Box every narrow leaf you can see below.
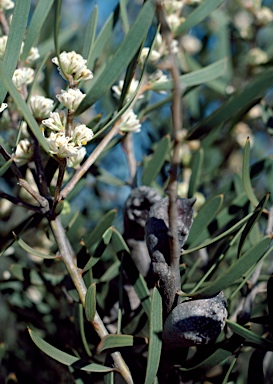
[226,319,273,350]
[188,148,204,198]
[74,304,92,357]
[144,288,162,384]
[83,228,113,272]
[97,335,134,354]
[28,328,114,372]
[180,334,243,371]
[77,0,155,114]
[151,58,227,92]
[21,0,54,61]
[175,0,224,36]
[17,237,57,259]
[183,212,252,255]
[242,138,259,206]
[0,158,12,177]
[83,209,117,249]
[87,9,116,71]
[187,68,273,140]
[82,5,98,61]
[187,236,271,298]
[142,135,170,186]
[0,0,31,103]
[187,194,224,247]
[112,228,151,316]
[85,283,96,322]
[237,194,269,258]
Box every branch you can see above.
[156,1,184,302]
[0,145,50,214]
[50,217,134,384]
[0,191,42,213]
[60,121,122,200]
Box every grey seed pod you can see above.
[124,186,162,279]
[162,292,228,348]
[145,196,196,265]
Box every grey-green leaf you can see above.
[97,335,134,354]
[76,0,155,114]
[28,328,114,372]
[142,135,170,186]
[85,283,96,322]
[0,0,31,103]
[144,288,162,384]
[187,236,271,298]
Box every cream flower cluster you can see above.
[42,112,93,162]
[112,79,142,133]
[0,0,14,10]
[52,51,93,85]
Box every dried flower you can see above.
[181,35,202,55]
[29,95,54,119]
[12,67,34,90]
[139,47,161,67]
[0,35,8,59]
[14,139,34,166]
[42,111,67,132]
[52,51,93,84]
[71,123,94,145]
[0,0,14,10]
[163,0,183,14]
[119,109,141,133]
[56,88,86,111]
[0,102,8,112]
[112,78,143,101]
[67,146,86,168]
[46,132,79,158]
[247,47,268,66]
[24,47,40,64]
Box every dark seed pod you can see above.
[162,292,228,348]
[124,186,162,280]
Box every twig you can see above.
[0,191,42,213]
[0,9,10,36]
[122,133,137,185]
[51,157,67,216]
[32,135,51,199]
[60,121,122,200]
[50,216,134,384]
[0,145,50,213]
[156,2,183,296]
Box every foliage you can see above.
[1,0,273,383]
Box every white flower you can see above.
[119,109,141,133]
[139,47,161,67]
[14,139,34,166]
[46,132,79,158]
[167,14,184,32]
[0,35,8,59]
[71,123,94,145]
[255,7,273,26]
[163,0,183,14]
[29,95,54,119]
[0,0,14,10]
[112,78,143,101]
[42,111,67,132]
[148,70,168,93]
[0,102,8,112]
[181,35,202,55]
[25,47,40,64]
[52,51,93,83]
[12,67,34,90]
[67,146,86,168]
[247,47,268,66]
[56,88,86,111]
